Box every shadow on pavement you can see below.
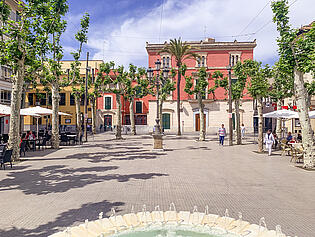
[0,200,125,237]
[0,165,168,195]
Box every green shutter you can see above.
[162,113,170,129]
[232,113,235,130]
[105,97,111,109]
[136,102,142,113]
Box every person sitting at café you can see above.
[297,133,302,142]
[286,132,293,143]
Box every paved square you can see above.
[0,133,314,237]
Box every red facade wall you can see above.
[97,40,255,123]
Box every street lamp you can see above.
[147,59,169,150]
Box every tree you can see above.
[123,64,149,135]
[233,62,249,144]
[100,62,125,139]
[184,67,209,141]
[237,60,271,153]
[270,61,294,138]
[0,0,57,160]
[159,38,199,135]
[67,13,90,139]
[271,0,315,168]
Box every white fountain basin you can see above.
[49,210,291,237]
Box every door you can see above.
[162,113,170,130]
[104,115,112,131]
[195,113,206,131]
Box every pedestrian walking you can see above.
[264,129,275,156]
[241,123,246,139]
[218,124,226,146]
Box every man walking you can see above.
[218,124,226,146]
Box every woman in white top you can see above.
[241,124,245,138]
[264,129,275,156]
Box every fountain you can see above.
[49,204,294,237]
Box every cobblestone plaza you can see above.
[0,133,314,237]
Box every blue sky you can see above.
[61,0,314,68]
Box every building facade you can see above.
[97,38,257,134]
[0,0,22,135]
[24,60,103,132]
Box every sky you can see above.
[61,0,314,68]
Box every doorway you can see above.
[162,113,170,130]
[104,115,112,131]
[195,113,206,131]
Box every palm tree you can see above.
[160,38,199,135]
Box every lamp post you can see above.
[147,59,169,150]
[228,55,233,146]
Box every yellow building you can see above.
[23,60,104,132]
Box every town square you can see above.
[0,0,314,236]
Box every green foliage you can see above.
[237,60,271,99]
[270,60,294,100]
[232,61,247,100]
[209,70,228,99]
[271,0,315,74]
[184,67,208,97]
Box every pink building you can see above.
[97,38,257,134]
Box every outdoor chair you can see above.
[0,144,6,157]
[290,146,304,163]
[60,134,69,146]
[280,139,291,156]
[20,141,26,157]
[36,138,47,150]
[0,149,13,170]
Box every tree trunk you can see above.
[75,95,82,141]
[276,100,282,139]
[257,96,264,153]
[177,67,181,135]
[8,60,24,161]
[116,94,122,139]
[197,93,205,141]
[294,69,314,168]
[91,96,96,134]
[130,97,136,135]
[51,81,60,149]
[235,99,241,145]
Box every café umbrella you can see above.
[0,104,39,117]
[262,109,298,118]
[20,106,71,137]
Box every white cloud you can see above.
[88,0,314,67]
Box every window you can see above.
[59,93,66,106]
[28,93,34,106]
[161,55,171,68]
[135,101,142,114]
[104,96,112,110]
[48,95,52,105]
[197,58,201,67]
[70,94,75,106]
[196,54,207,67]
[124,115,131,125]
[135,115,147,125]
[80,94,89,106]
[229,53,241,66]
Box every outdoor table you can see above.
[25,139,41,151]
[67,134,76,145]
